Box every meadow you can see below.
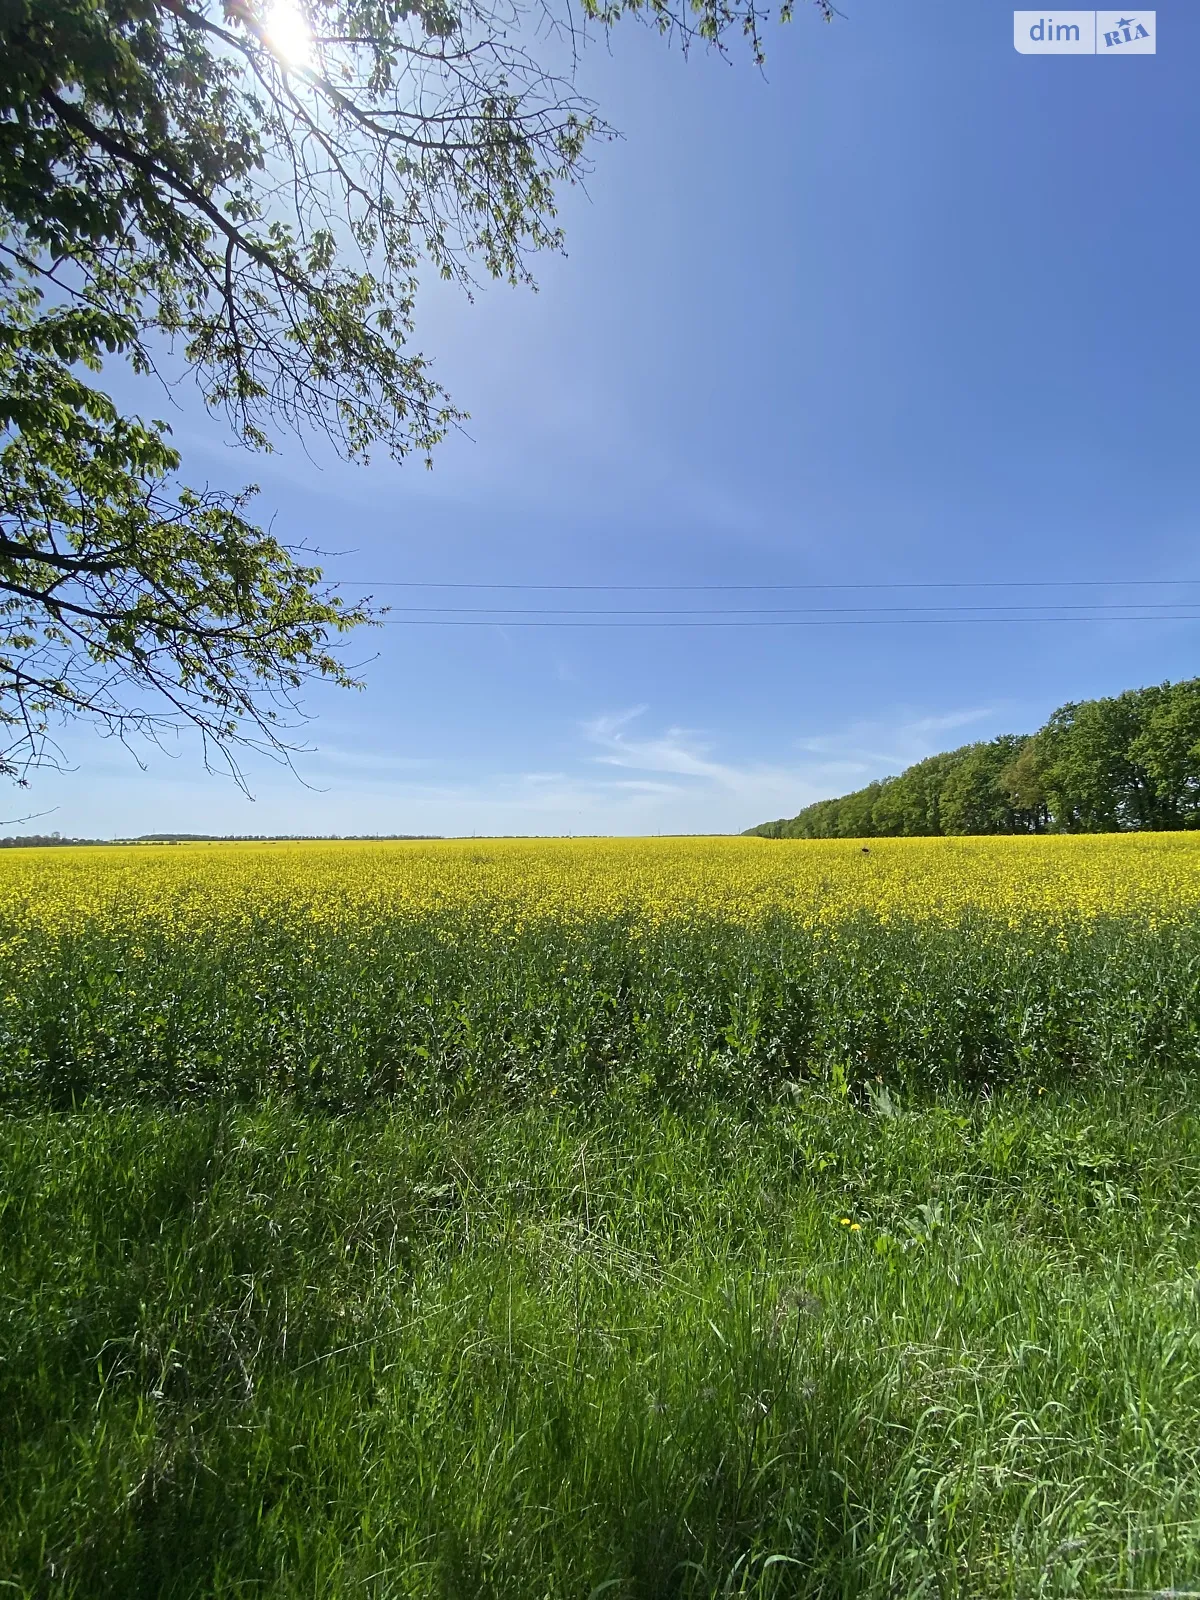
[4,836,1200,1597]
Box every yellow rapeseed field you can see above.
[1,832,1197,937]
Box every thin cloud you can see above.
[906,707,996,735]
[793,707,997,770]
[307,746,435,774]
[581,707,841,805]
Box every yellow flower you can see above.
[1,832,1197,937]
[849,1223,862,1232]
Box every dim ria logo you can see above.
[1013,11,1155,53]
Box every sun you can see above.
[261,0,314,70]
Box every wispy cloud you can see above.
[564,701,1007,829]
[306,745,435,774]
[906,708,997,736]
[793,706,995,771]
[584,708,741,785]
[577,707,848,823]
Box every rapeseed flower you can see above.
[1,833,1197,941]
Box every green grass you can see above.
[5,1076,1200,1597]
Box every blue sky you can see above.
[15,0,1200,838]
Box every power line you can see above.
[379,601,1200,617]
[379,613,1200,628]
[333,577,1200,593]
[322,575,1200,627]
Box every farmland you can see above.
[4,836,1200,1597]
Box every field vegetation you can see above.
[4,836,1200,1597]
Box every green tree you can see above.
[1036,690,1165,832]
[0,0,832,784]
[830,781,881,838]
[0,299,369,781]
[1129,678,1200,827]
[939,735,1034,835]
[998,736,1050,831]
[869,748,966,837]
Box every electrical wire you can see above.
[379,601,1200,617]
[331,577,1200,593]
[317,575,1200,627]
[378,614,1200,628]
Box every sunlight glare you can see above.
[262,0,314,70]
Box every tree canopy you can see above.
[746,679,1200,839]
[0,0,832,785]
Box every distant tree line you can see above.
[127,834,443,844]
[747,678,1200,839]
[0,833,443,848]
[0,833,104,848]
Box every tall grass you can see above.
[5,1080,1200,1597]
